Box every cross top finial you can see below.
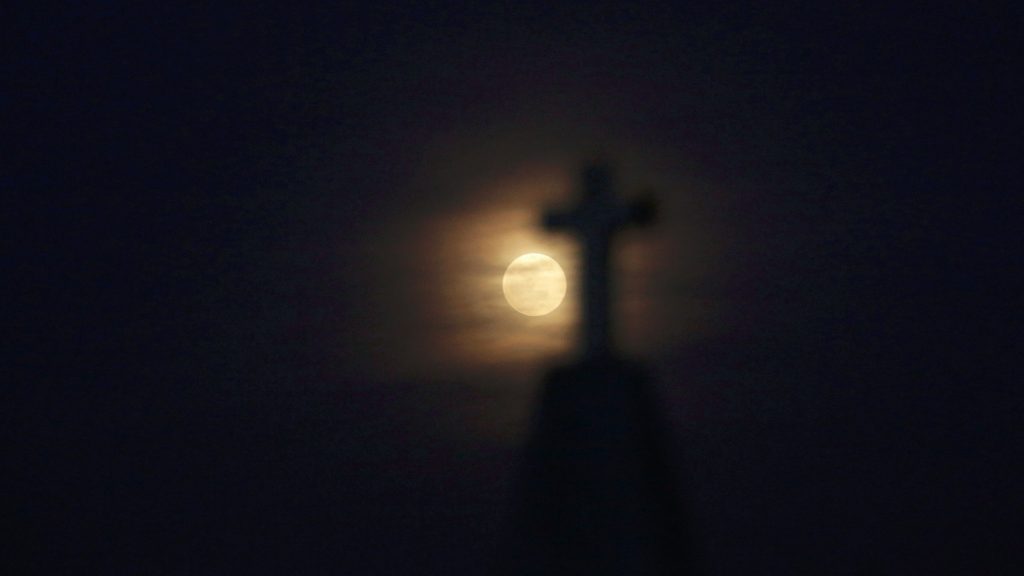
[544,162,656,360]
[583,163,612,198]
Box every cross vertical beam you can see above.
[544,163,655,360]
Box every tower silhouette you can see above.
[507,162,694,575]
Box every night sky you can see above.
[7,3,1022,574]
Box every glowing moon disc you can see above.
[502,253,567,316]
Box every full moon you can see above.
[502,253,567,316]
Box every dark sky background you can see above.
[7,2,1022,574]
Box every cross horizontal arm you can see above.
[625,194,657,227]
[543,210,582,231]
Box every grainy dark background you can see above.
[7,2,1021,573]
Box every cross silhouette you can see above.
[544,162,655,360]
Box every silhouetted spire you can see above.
[510,163,692,576]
